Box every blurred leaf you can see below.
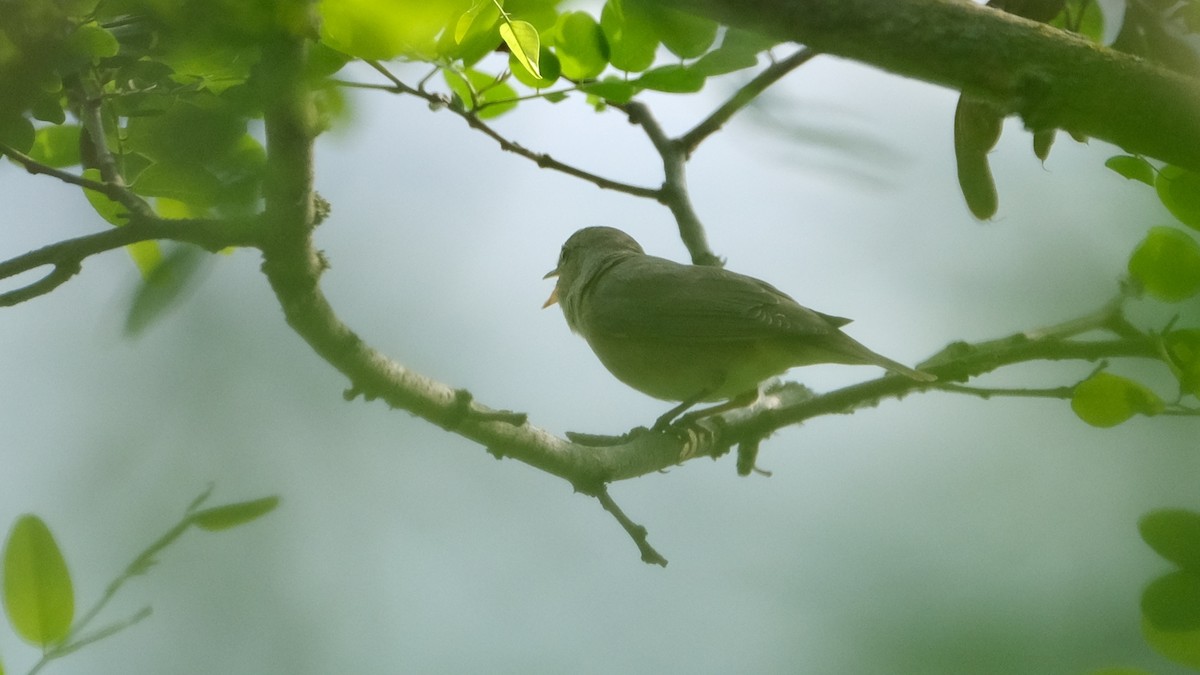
[1128,226,1200,302]
[455,0,494,43]
[635,64,705,92]
[720,27,779,56]
[132,161,224,208]
[579,78,641,104]
[63,22,119,64]
[191,496,280,531]
[1166,329,1200,397]
[1070,372,1164,427]
[1049,0,1103,40]
[1141,509,1200,572]
[510,47,560,88]
[123,96,244,165]
[30,92,66,124]
[554,11,609,80]
[81,167,130,226]
[307,41,353,79]
[601,0,658,72]
[1156,165,1200,230]
[1084,669,1155,675]
[500,20,542,79]
[1106,155,1156,185]
[1143,615,1200,670]
[1113,0,1200,75]
[690,45,758,76]
[645,5,718,58]
[320,0,467,60]
[28,124,81,168]
[1144,570,1200,631]
[124,244,211,337]
[3,515,74,647]
[0,115,35,154]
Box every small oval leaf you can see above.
[1128,226,1200,302]
[1106,155,1156,185]
[553,12,609,81]
[1141,509,1200,572]
[1144,570,1200,631]
[1071,372,1164,427]
[191,496,280,531]
[3,515,75,647]
[1157,165,1200,230]
[500,20,542,79]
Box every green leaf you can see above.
[28,125,81,168]
[646,6,718,59]
[125,244,210,337]
[1144,570,1200,631]
[81,167,130,226]
[510,47,560,88]
[0,115,35,154]
[1166,329,1200,397]
[455,0,494,43]
[1141,509,1200,572]
[500,19,542,79]
[601,0,659,73]
[1157,165,1200,230]
[132,161,224,208]
[1106,155,1156,185]
[3,515,74,647]
[1128,226,1200,302]
[579,78,641,104]
[1143,615,1200,670]
[553,12,609,80]
[690,46,759,76]
[635,64,705,93]
[1070,372,1164,427]
[191,496,280,531]
[63,22,120,64]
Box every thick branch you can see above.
[645,0,1200,172]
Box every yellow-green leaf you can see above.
[191,496,280,531]
[1144,615,1200,670]
[81,168,129,226]
[1071,372,1164,428]
[1128,226,1200,302]
[3,515,74,647]
[500,19,541,79]
[455,0,494,44]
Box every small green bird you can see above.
[543,227,934,428]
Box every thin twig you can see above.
[680,47,817,154]
[934,383,1076,400]
[594,485,668,567]
[0,142,115,195]
[0,216,256,307]
[348,62,662,199]
[620,101,719,265]
[68,73,156,219]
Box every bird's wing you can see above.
[582,255,850,341]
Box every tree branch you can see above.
[645,0,1200,172]
[0,216,257,307]
[620,101,720,266]
[346,62,662,200]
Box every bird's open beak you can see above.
[542,268,559,308]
